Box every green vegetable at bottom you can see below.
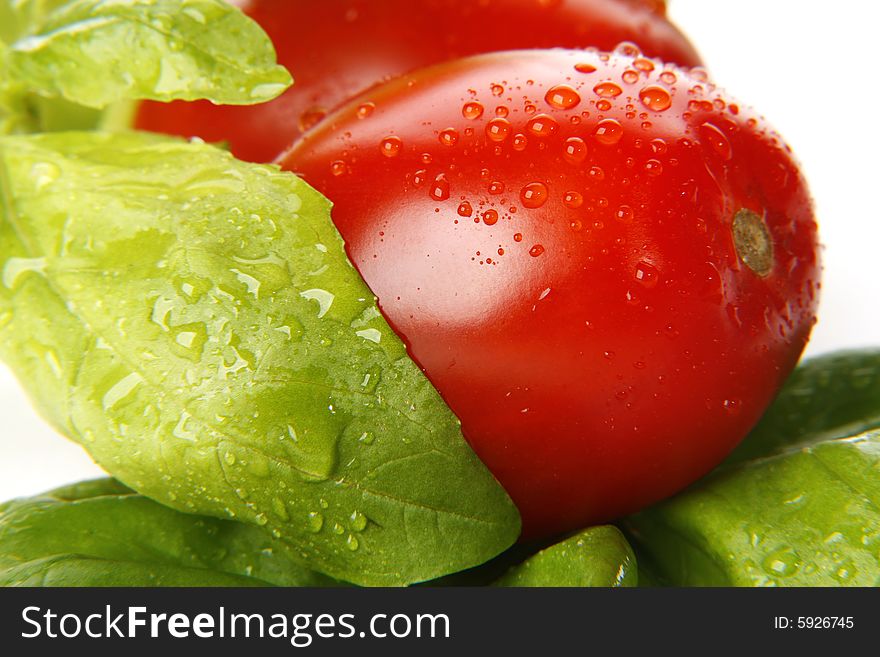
[494,526,637,587]
[0,478,337,587]
[626,430,880,586]
[0,480,639,587]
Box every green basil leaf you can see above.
[626,430,880,586]
[494,526,637,587]
[0,43,33,135]
[729,349,880,464]
[5,0,291,109]
[0,478,338,586]
[0,131,521,586]
[0,0,71,44]
[3,2,83,134]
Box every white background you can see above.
[2,0,879,500]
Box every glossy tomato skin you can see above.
[135,0,701,162]
[280,48,820,539]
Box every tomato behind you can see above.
[280,49,820,538]
[135,0,701,162]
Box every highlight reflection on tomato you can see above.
[280,48,821,538]
[135,0,701,162]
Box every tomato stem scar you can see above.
[733,208,774,276]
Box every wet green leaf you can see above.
[0,478,338,586]
[626,430,880,586]
[0,0,71,45]
[3,0,291,111]
[494,526,637,587]
[0,131,521,586]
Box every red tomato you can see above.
[279,48,821,538]
[135,0,701,162]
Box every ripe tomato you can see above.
[135,0,701,162]
[279,48,821,538]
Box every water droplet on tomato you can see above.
[512,133,528,151]
[488,181,505,194]
[690,66,710,83]
[616,205,634,223]
[594,119,623,145]
[644,159,663,176]
[614,41,642,57]
[660,71,677,85]
[722,398,742,415]
[482,209,499,225]
[699,122,733,160]
[462,101,484,119]
[299,106,327,132]
[529,244,545,257]
[650,138,668,154]
[458,201,473,217]
[430,174,450,201]
[563,137,588,164]
[356,102,376,119]
[622,69,640,84]
[439,128,459,147]
[380,136,402,157]
[633,58,655,72]
[593,82,622,98]
[563,191,584,208]
[545,84,581,110]
[486,117,512,142]
[330,160,347,176]
[634,261,660,287]
[413,169,427,186]
[491,83,505,96]
[588,166,605,180]
[639,85,672,111]
[514,233,523,242]
[495,105,510,117]
[521,182,549,208]
[526,114,559,137]
[575,62,597,74]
